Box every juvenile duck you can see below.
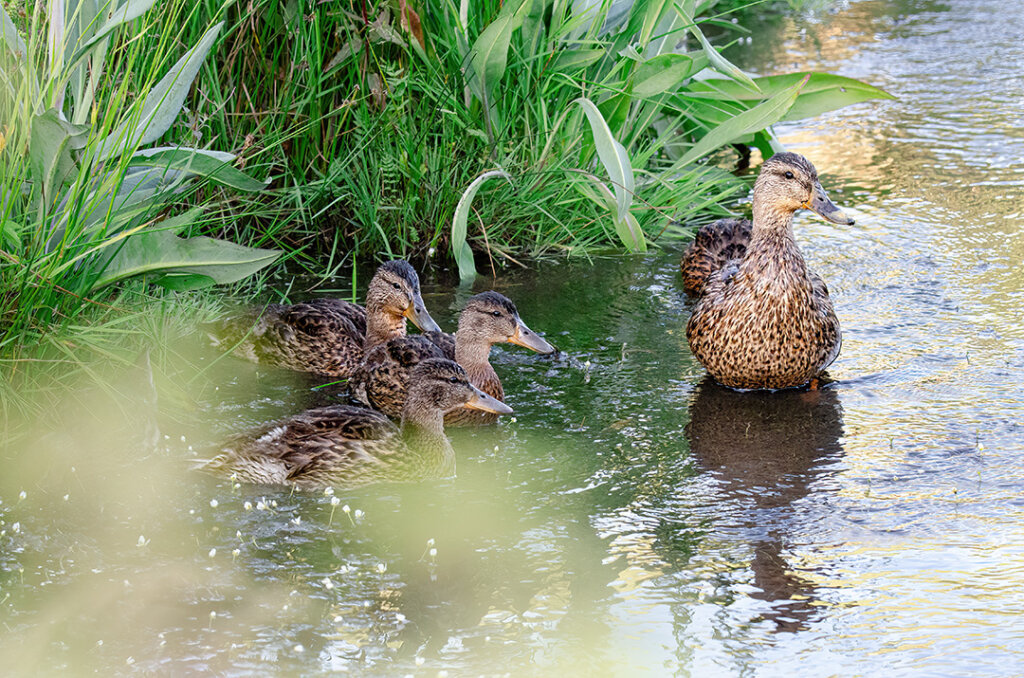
[352,291,554,425]
[212,260,441,377]
[201,359,512,489]
[682,152,854,390]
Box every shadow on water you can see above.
[685,378,845,632]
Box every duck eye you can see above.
[491,310,502,317]
[784,171,794,180]
[392,282,401,290]
[448,376,460,384]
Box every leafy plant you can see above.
[0,0,279,354]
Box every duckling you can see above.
[682,152,854,390]
[201,359,512,489]
[212,260,441,377]
[352,291,554,425]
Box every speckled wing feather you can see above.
[680,218,753,297]
[421,331,456,360]
[353,336,447,419]
[207,405,398,486]
[215,299,369,377]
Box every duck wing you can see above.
[680,218,752,297]
[351,336,446,419]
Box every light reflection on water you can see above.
[4,0,1024,674]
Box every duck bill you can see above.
[805,181,855,225]
[508,318,555,354]
[404,294,442,333]
[463,384,513,415]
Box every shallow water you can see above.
[4,0,1024,674]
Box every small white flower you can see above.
[415,657,426,666]
[331,496,340,507]
[231,548,240,559]
[376,563,387,574]
[63,494,69,501]
[244,502,253,511]
[270,500,278,508]
[293,644,304,653]
[137,535,148,547]
[292,517,302,526]
[429,548,437,558]
[395,613,406,623]
[208,548,217,558]
[342,504,351,514]
[323,487,334,496]
[209,499,219,508]
[256,501,267,511]
[18,490,26,501]
[322,577,334,590]
[12,522,20,533]
[209,611,217,620]
[426,538,435,547]
[180,435,186,443]
[354,509,365,520]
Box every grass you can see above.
[0,0,886,423]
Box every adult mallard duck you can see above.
[682,152,854,390]
[352,291,554,425]
[201,359,512,489]
[212,260,441,378]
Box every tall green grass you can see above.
[0,0,890,421]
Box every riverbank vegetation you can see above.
[0,0,890,419]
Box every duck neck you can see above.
[399,409,455,470]
[747,198,806,274]
[454,331,500,394]
[364,301,405,350]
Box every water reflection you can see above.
[685,378,845,631]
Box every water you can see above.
[3,0,1024,674]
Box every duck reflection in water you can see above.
[685,378,845,632]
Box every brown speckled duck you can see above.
[682,152,854,390]
[201,359,512,489]
[352,291,554,425]
[212,260,440,378]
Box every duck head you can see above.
[457,291,555,354]
[405,358,513,417]
[366,259,442,332]
[754,152,854,226]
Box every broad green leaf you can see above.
[67,0,160,68]
[1,4,26,60]
[574,97,634,224]
[96,22,223,160]
[637,0,675,47]
[150,272,218,291]
[466,1,529,101]
[673,2,759,93]
[689,25,758,93]
[597,93,630,137]
[685,72,894,120]
[669,74,808,170]
[451,169,512,283]
[29,109,89,208]
[615,211,646,253]
[550,48,605,73]
[633,52,708,98]
[130,147,269,192]
[92,214,281,290]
